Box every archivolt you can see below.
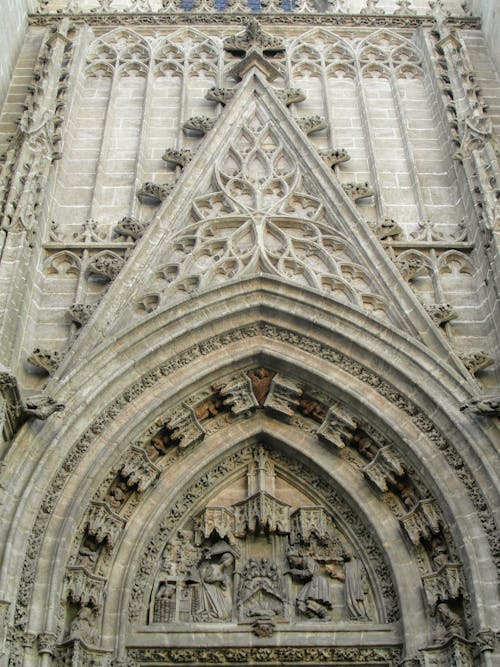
[1,278,498,663]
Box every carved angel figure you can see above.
[286,547,332,620]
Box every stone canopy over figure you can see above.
[286,546,332,620]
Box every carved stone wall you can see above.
[0,2,499,667]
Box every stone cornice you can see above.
[28,12,481,29]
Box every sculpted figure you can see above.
[196,541,236,621]
[344,556,370,620]
[434,602,464,642]
[286,547,332,620]
[69,606,98,645]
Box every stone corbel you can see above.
[56,639,111,666]
[475,628,496,654]
[362,446,406,492]
[164,404,205,449]
[37,632,57,657]
[418,635,475,666]
[118,446,161,493]
[65,567,106,609]
[316,406,357,449]
[213,374,258,416]
[400,498,442,546]
[395,257,427,281]
[422,563,465,607]
[86,253,124,283]
[85,501,127,548]
[0,365,64,444]
[263,375,302,421]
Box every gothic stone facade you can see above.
[0,1,499,666]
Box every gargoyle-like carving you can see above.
[369,218,402,240]
[213,374,258,416]
[86,253,124,282]
[69,304,97,327]
[137,182,174,206]
[422,563,465,607]
[395,256,427,281]
[65,567,106,609]
[458,351,494,375]
[342,182,375,201]
[162,148,193,168]
[27,347,62,375]
[118,446,161,493]
[423,303,458,326]
[319,148,351,168]
[317,406,357,448]
[400,498,442,546]
[276,88,306,106]
[295,115,327,135]
[263,374,302,420]
[205,87,235,105]
[164,404,205,449]
[460,396,500,416]
[113,216,150,240]
[183,116,216,136]
[85,501,127,548]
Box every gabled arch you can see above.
[1,279,498,667]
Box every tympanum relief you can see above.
[149,448,376,635]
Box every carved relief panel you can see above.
[148,447,378,635]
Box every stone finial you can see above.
[223,19,285,58]
[394,0,416,15]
